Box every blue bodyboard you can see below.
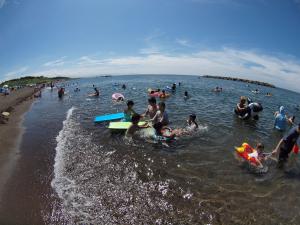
[94,112,124,123]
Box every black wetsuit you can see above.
[279,127,300,164]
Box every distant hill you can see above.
[1,76,70,87]
[201,75,275,88]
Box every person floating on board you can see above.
[142,97,158,119]
[124,100,137,122]
[122,84,126,89]
[125,114,149,138]
[272,123,300,168]
[274,106,294,131]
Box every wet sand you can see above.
[0,88,37,198]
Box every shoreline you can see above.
[0,88,37,199]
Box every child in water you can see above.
[124,100,137,122]
[154,114,199,139]
[142,97,158,119]
[125,114,149,138]
[151,102,169,134]
[274,106,294,131]
[235,96,248,116]
[248,143,267,168]
[160,90,167,98]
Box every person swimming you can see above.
[247,143,267,168]
[160,90,167,98]
[153,114,199,139]
[213,86,222,92]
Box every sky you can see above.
[1,0,300,92]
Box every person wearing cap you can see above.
[274,106,294,131]
[272,123,300,168]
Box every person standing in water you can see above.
[171,83,176,91]
[184,91,189,98]
[125,114,149,138]
[94,88,100,96]
[235,96,248,116]
[274,106,294,131]
[142,97,158,119]
[272,123,300,168]
[58,87,64,98]
[151,102,169,135]
[124,100,137,122]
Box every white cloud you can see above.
[139,47,161,55]
[43,57,66,67]
[4,66,29,80]
[19,48,300,93]
[175,38,192,47]
[0,0,6,8]
[77,56,107,66]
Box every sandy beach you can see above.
[0,88,37,197]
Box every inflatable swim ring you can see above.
[234,102,263,120]
[148,88,161,96]
[159,93,170,98]
[235,143,259,166]
[112,93,124,101]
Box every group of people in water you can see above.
[233,93,300,170]
[124,97,199,142]
[120,82,199,142]
[55,80,299,171]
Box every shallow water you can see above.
[3,75,300,224]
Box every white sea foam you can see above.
[50,106,176,224]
